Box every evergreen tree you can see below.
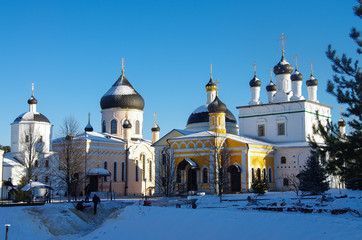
[251,175,269,196]
[309,1,362,185]
[298,154,329,195]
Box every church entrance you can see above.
[187,168,197,191]
[228,165,241,192]
[89,176,98,192]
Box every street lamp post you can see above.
[5,224,11,240]
[109,179,112,201]
[144,178,147,200]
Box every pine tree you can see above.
[309,1,362,186]
[298,154,329,195]
[251,175,269,196]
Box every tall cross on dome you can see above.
[339,106,343,118]
[210,64,213,78]
[310,61,314,75]
[31,83,34,96]
[270,68,273,80]
[215,79,220,96]
[154,112,157,124]
[253,62,257,76]
[294,55,299,69]
[278,33,287,54]
[121,57,125,73]
[88,112,91,124]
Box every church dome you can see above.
[266,80,277,92]
[100,72,145,111]
[306,74,318,86]
[27,96,38,105]
[291,69,303,81]
[208,95,227,113]
[151,123,160,132]
[13,112,50,123]
[249,75,261,87]
[85,123,93,132]
[338,118,346,127]
[273,54,294,75]
[122,119,132,129]
[187,105,237,125]
[205,77,217,91]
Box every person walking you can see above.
[92,194,101,214]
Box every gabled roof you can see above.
[152,129,195,147]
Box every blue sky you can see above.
[0,0,359,146]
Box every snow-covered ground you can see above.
[0,189,361,240]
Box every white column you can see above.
[307,86,318,102]
[241,149,247,191]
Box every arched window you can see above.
[135,160,139,182]
[251,168,255,182]
[141,154,146,179]
[45,160,49,168]
[202,168,208,183]
[149,161,152,180]
[113,162,117,182]
[121,162,125,181]
[283,178,289,186]
[257,168,261,181]
[263,168,266,180]
[281,156,286,164]
[135,120,140,134]
[102,120,106,133]
[111,119,117,134]
[268,168,272,183]
[104,161,108,182]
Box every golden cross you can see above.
[339,106,343,118]
[31,83,34,96]
[270,68,273,80]
[278,33,287,52]
[154,112,157,124]
[88,112,91,124]
[310,61,314,74]
[121,57,125,73]
[294,55,299,68]
[210,64,213,77]
[253,62,257,75]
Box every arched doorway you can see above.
[187,168,197,191]
[228,165,241,192]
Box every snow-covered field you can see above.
[0,190,361,240]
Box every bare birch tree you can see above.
[155,145,178,197]
[52,117,85,202]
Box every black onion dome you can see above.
[266,81,277,92]
[123,119,132,129]
[338,118,346,127]
[85,123,93,132]
[100,73,145,110]
[291,69,303,81]
[151,124,160,132]
[273,54,294,75]
[207,95,227,113]
[205,77,217,90]
[187,107,236,125]
[306,75,318,86]
[13,112,50,123]
[249,75,261,87]
[27,96,38,105]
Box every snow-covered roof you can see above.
[274,141,310,148]
[87,167,111,176]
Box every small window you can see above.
[25,135,29,143]
[45,160,49,168]
[149,161,152,180]
[281,156,286,164]
[263,168,266,180]
[39,136,43,143]
[278,123,285,136]
[283,178,289,186]
[111,120,117,134]
[104,162,108,182]
[268,168,272,183]
[45,176,48,183]
[121,162,125,181]
[258,124,265,137]
[135,121,140,134]
[202,168,208,183]
[141,154,146,179]
[135,161,139,182]
[102,120,106,133]
[113,162,117,182]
